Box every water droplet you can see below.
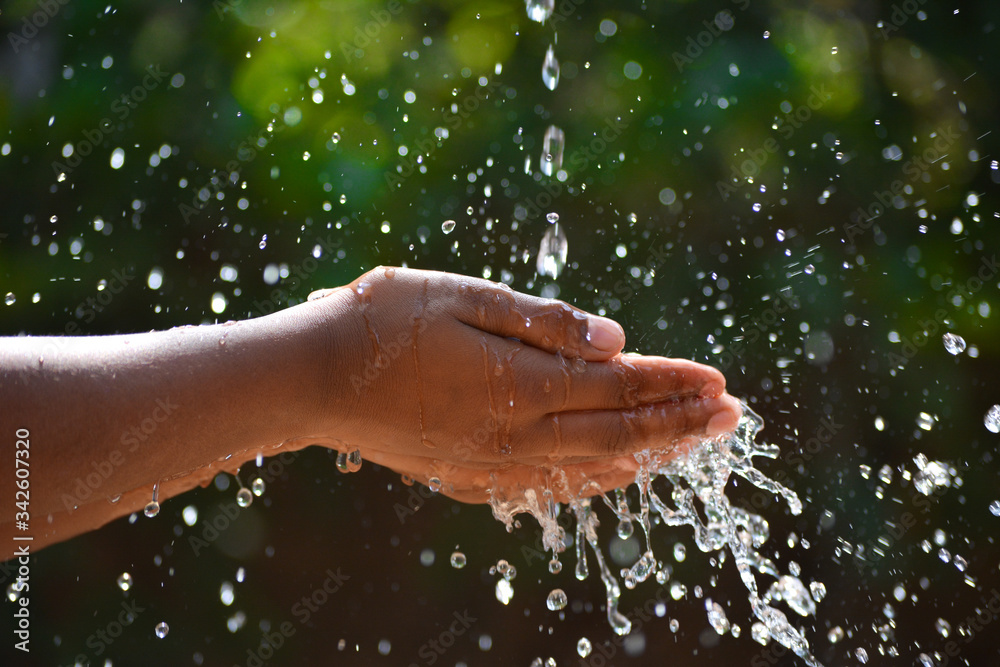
[116,572,133,591]
[251,477,265,496]
[442,220,456,234]
[546,211,559,224]
[428,477,442,492]
[752,622,770,645]
[548,557,562,574]
[236,487,253,508]
[916,411,935,431]
[331,132,341,143]
[346,449,362,472]
[144,501,160,518]
[4,293,14,306]
[616,518,633,539]
[935,617,951,637]
[525,0,554,22]
[536,223,568,279]
[673,543,686,562]
[989,500,1000,516]
[855,647,869,663]
[576,637,592,657]
[155,622,169,639]
[259,234,267,250]
[943,333,966,355]
[450,551,466,569]
[546,588,568,611]
[542,44,560,91]
[495,578,514,605]
[809,581,826,602]
[827,626,844,643]
[540,125,565,177]
[984,404,1000,433]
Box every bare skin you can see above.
[0,267,740,559]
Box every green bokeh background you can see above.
[1,0,999,665]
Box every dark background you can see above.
[2,0,999,665]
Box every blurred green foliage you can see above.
[2,0,1000,664]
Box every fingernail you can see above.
[706,406,738,437]
[586,316,625,352]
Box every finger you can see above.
[513,393,742,460]
[446,274,626,361]
[550,354,728,413]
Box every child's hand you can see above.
[302,267,741,502]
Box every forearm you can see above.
[0,301,343,557]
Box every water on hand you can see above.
[487,403,825,666]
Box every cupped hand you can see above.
[303,267,740,503]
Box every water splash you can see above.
[487,404,823,665]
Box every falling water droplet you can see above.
[336,451,349,473]
[495,578,514,605]
[546,588,568,611]
[673,543,686,562]
[155,622,169,639]
[331,132,341,143]
[117,572,133,591]
[855,647,869,663]
[259,235,267,250]
[442,220,456,234]
[537,223,568,279]
[916,412,935,431]
[144,501,160,518]
[546,211,559,224]
[525,0,554,23]
[542,44,560,91]
[450,551,466,569]
[236,487,253,508]
[576,638,592,657]
[989,500,1000,516]
[540,125,565,176]
[548,557,562,574]
[984,405,1000,433]
[428,477,442,492]
[4,293,14,306]
[942,333,966,355]
[251,477,265,496]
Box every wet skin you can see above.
[0,267,740,557]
